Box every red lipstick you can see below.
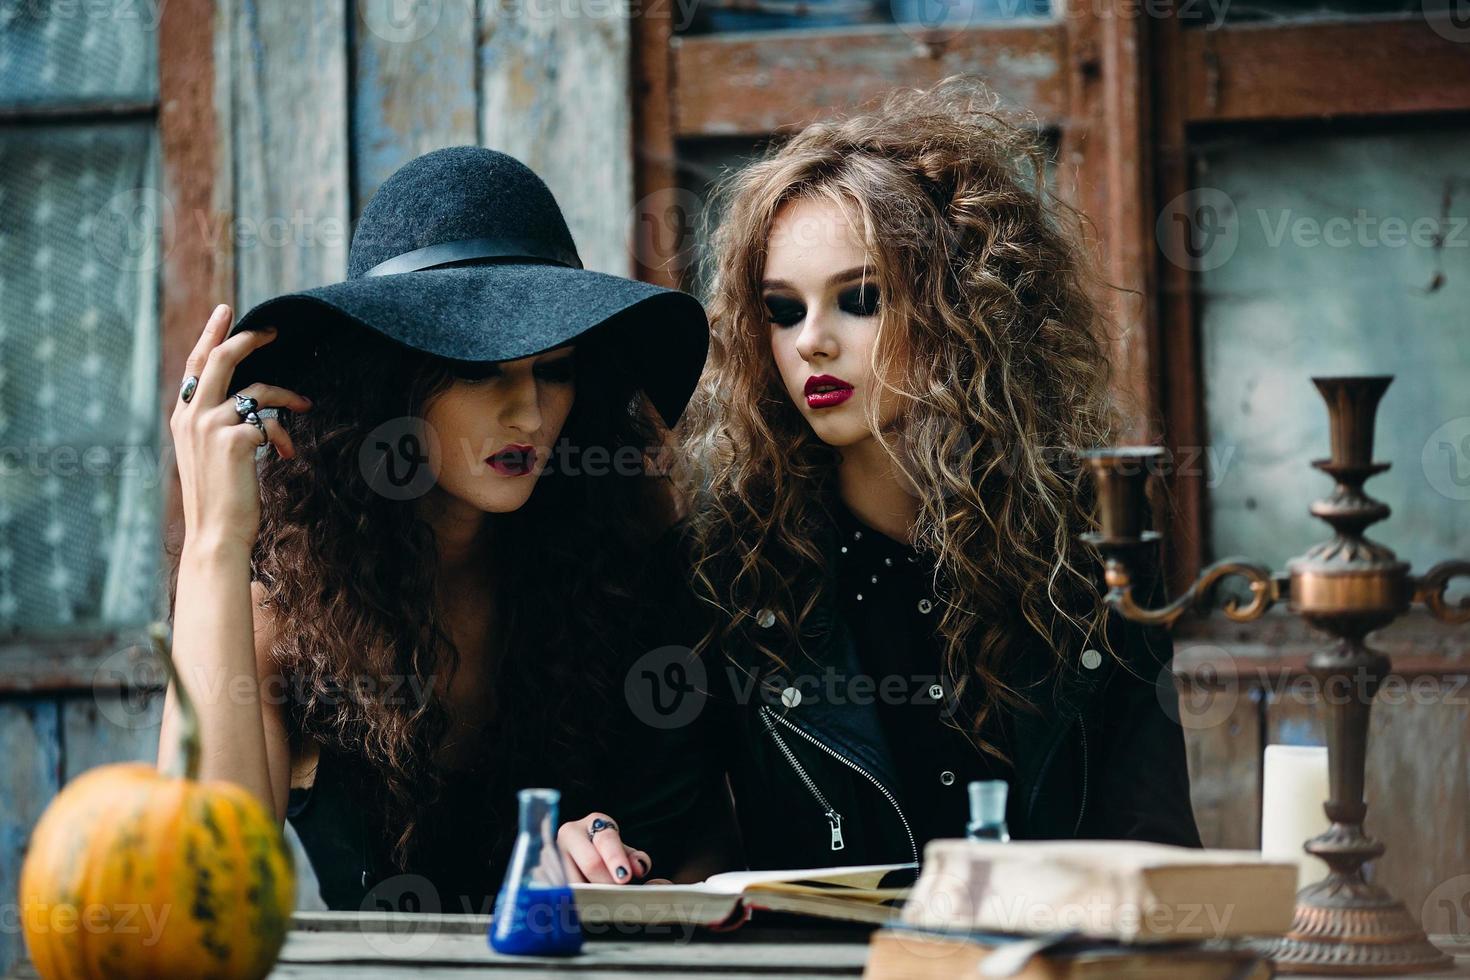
[804,374,854,409]
[487,443,537,477]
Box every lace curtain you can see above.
[0,1,161,629]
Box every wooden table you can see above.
[8,914,1470,977]
[281,912,871,977]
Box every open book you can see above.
[571,863,918,929]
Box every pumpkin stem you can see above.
[150,622,201,781]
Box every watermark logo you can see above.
[361,873,443,956]
[1158,646,1242,731]
[1423,873,1470,942]
[360,416,442,500]
[1425,0,1470,43]
[359,0,445,42]
[628,187,703,277]
[1,0,167,30]
[1422,416,1470,502]
[91,186,175,273]
[1256,207,1464,250]
[1157,187,1238,272]
[91,640,166,731]
[624,644,706,730]
[14,900,171,947]
[892,421,975,502]
[889,0,987,44]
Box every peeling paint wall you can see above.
[1198,126,1470,574]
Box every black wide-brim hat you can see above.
[227,146,708,428]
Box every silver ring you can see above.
[234,393,258,418]
[179,375,199,403]
[244,411,267,443]
[587,817,617,842]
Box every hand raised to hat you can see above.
[169,303,314,553]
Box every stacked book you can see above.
[865,839,1297,979]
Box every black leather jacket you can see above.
[695,520,1202,870]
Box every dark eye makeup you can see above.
[763,281,881,328]
[764,295,806,328]
[838,282,881,317]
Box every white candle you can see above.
[1261,744,1331,892]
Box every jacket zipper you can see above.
[759,707,846,851]
[761,705,919,865]
[1027,718,1071,818]
[1073,716,1089,835]
[1027,711,1091,836]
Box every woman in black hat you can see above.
[156,146,722,912]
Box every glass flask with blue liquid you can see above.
[488,787,583,956]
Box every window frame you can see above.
[0,0,226,692]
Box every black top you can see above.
[277,523,730,912]
[285,722,718,914]
[829,495,1012,846]
[286,742,518,915]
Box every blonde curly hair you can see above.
[678,76,1130,759]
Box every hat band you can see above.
[360,235,584,278]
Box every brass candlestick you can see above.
[1080,376,1469,975]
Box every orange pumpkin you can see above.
[19,623,295,979]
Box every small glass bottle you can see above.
[488,787,583,956]
[966,779,1011,842]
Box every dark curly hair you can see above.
[170,312,677,871]
[679,76,1130,760]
